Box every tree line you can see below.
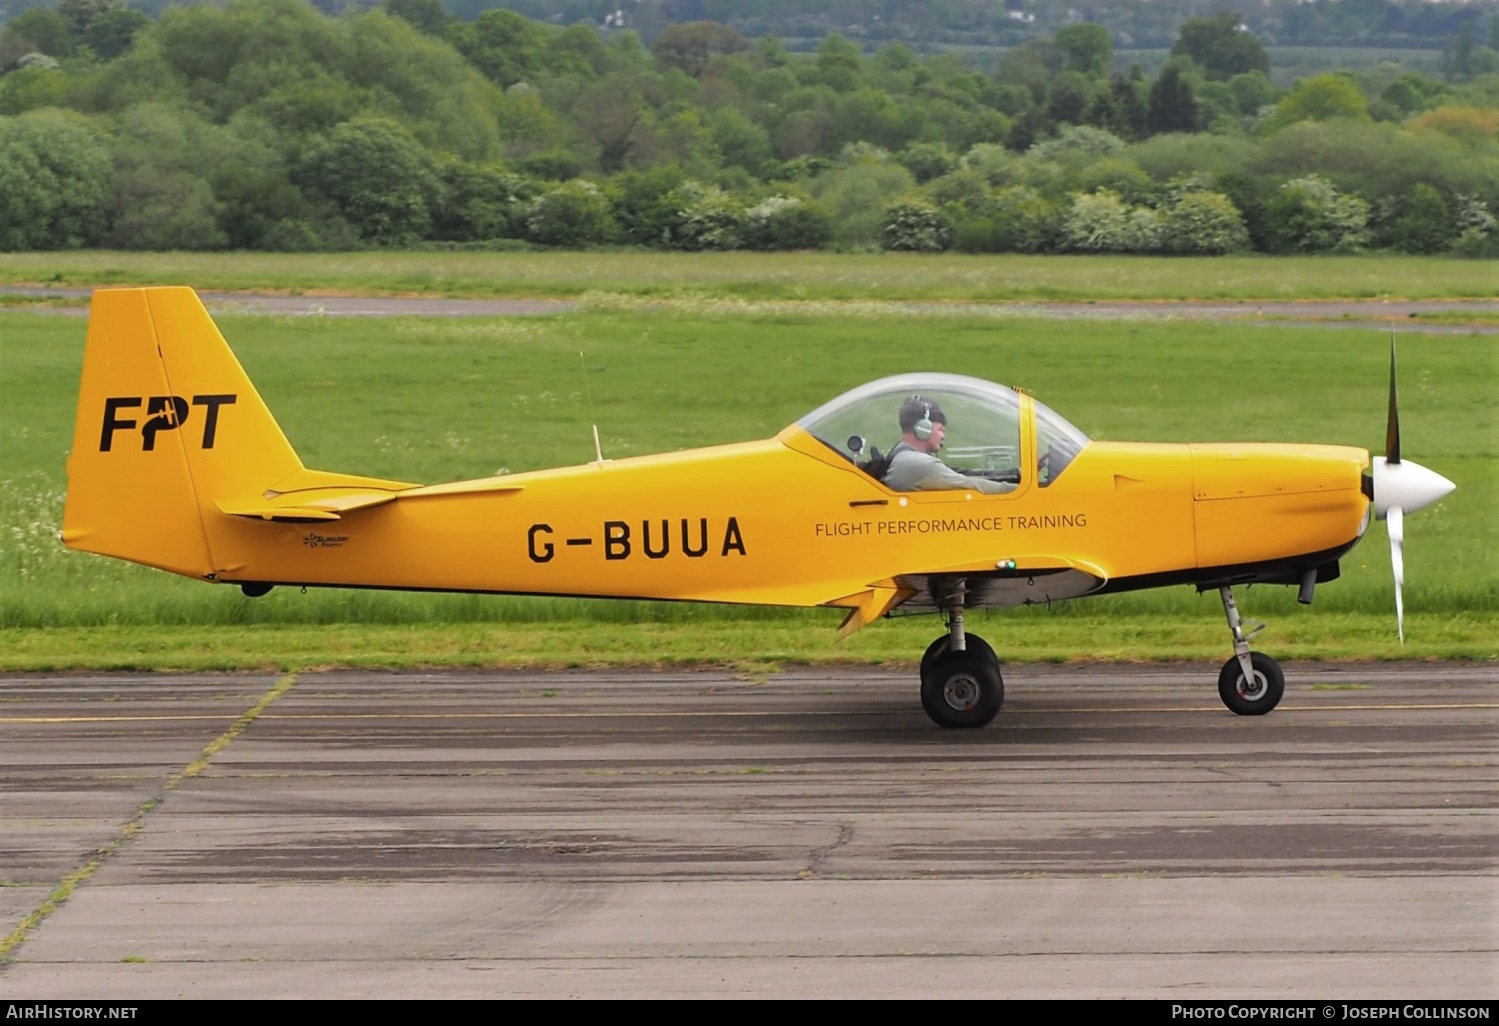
[10,0,1490,53]
[0,0,1495,256]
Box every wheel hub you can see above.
[942,674,980,711]
[1238,671,1268,701]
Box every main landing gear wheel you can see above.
[920,632,997,679]
[1217,651,1285,716]
[920,644,1004,729]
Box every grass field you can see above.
[3,250,1497,302]
[2,297,1493,669]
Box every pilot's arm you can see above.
[886,449,1016,494]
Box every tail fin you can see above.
[62,287,305,578]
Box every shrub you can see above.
[881,199,951,252]
[1158,191,1251,254]
[661,180,743,250]
[742,195,832,251]
[1123,206,1163,253]
[924,168,991,216]
[1060,189,1131,252]
[1376,183,1452,254]
[1027,124,1127,163]
[895,142,957,184]
[1452,194,1497,257]
[433,162,535,242]
[1264,174,1370,253]
[524,179,613,246]
[811,160,916,249]
[959,143,1016,185]
[987,185,1059,253]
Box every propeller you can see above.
[1369,337,1455,643]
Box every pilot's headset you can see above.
[911,396,935,441]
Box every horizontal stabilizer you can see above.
[397,478,526,500]
[218,488,400,522]
[218,477,526,521]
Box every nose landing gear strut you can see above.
[1216,585,1285,715]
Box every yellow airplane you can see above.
[62,287,1455,728]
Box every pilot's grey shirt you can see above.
[883,444,1017,494]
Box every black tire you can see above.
[920,648,1004,729]
[1217,652,1285,716]
[920,632,997,679]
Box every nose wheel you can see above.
[1216,585,1285,715]
[1217,651,1284,715]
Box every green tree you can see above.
[1,8,76,65]
[709,107,771,175]
[1171,13,1270,81]
[1263,74,1370,134]
[449,9,542,88]
[84,5,149,60]
[295,116,443,245]
[0,108,110,249]
[1227,71,1278,115]
[1046,70,1094,127]
[383,0,448,38]
[0,65,72,115]
[1105,74,1149,140]
[1147,64,1198,135]
[1055,24,1112,79]
[650,21,747,79]
[56,0,117,35]
[815,34,863,93]
[572,73,647,173]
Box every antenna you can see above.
[579,351,605,465]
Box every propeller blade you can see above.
[1385,335,1401,465]
[1388,504,1404,645]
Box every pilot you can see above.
[883,395,1016,494]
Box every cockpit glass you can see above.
[1035,401,1089,487]
[798,373,1027,487]
[797,373,1090,489]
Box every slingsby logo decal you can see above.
[528,518,747,563]
[100,394,237,451]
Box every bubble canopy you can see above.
[795,372,1090,487]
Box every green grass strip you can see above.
[0,673,297,963]
[3,616,1495,672]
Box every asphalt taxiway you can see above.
[1,663,1494,998]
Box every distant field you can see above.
[2,251,1496,302]
[2,301,1492,668]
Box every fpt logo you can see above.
[99,394,236,452]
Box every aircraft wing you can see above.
[829,556,1109,638]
